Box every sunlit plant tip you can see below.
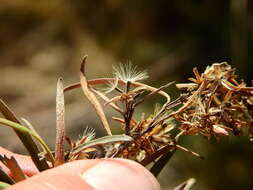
[80,126,96,141]
[113,62,149,82]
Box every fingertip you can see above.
[81,159,161,190]
[7,159,161,190]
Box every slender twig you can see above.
[135,81,175,106]
[90,88,124,115]
[176,145,204,159]
[154,81,206,125]
[64,79,171,103]
[140,144,175,166]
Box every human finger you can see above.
[7,159,161,190]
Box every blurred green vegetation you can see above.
[0,0,253,189]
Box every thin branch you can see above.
[135,81,175,106]
[140,144,175,166]
[176,145,204,160]
[64,79,171,103]
[90,88,124,115]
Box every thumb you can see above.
[7,159,161,190]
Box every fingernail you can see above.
[81,159,161,190]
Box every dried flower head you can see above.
[176,62,253,139]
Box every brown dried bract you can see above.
[175,62,253,138]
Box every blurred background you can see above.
[0,0,253,189]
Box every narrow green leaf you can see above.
[71,135,133,155]
[0,99,49,171]
[21,118,38,134]
[21,118,52,165]
[0,181,11,189]
[0,118,55,165]
[55,78,66,166]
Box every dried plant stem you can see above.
[124,101,135,135]
[135,81,175,106]
[90,88,124,114]
[221,79,253,91]
[55,78,66,166]
[115,102,171,156]
[64,79,171,103]
[155,81,206,125]
[174,81,206,114]
[140,144,175,166]
[173,178,196,190]
[175,130,185,141]
[176,145,204,159]
[117,92,197,159]
[137,102,170,138]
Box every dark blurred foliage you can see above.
[0,1,253,189]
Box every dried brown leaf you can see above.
[0,155,26,182]
[212,124,229,136]
[79,56,112,135]
[193,67,202,83]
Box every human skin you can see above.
[0,147,161,190]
